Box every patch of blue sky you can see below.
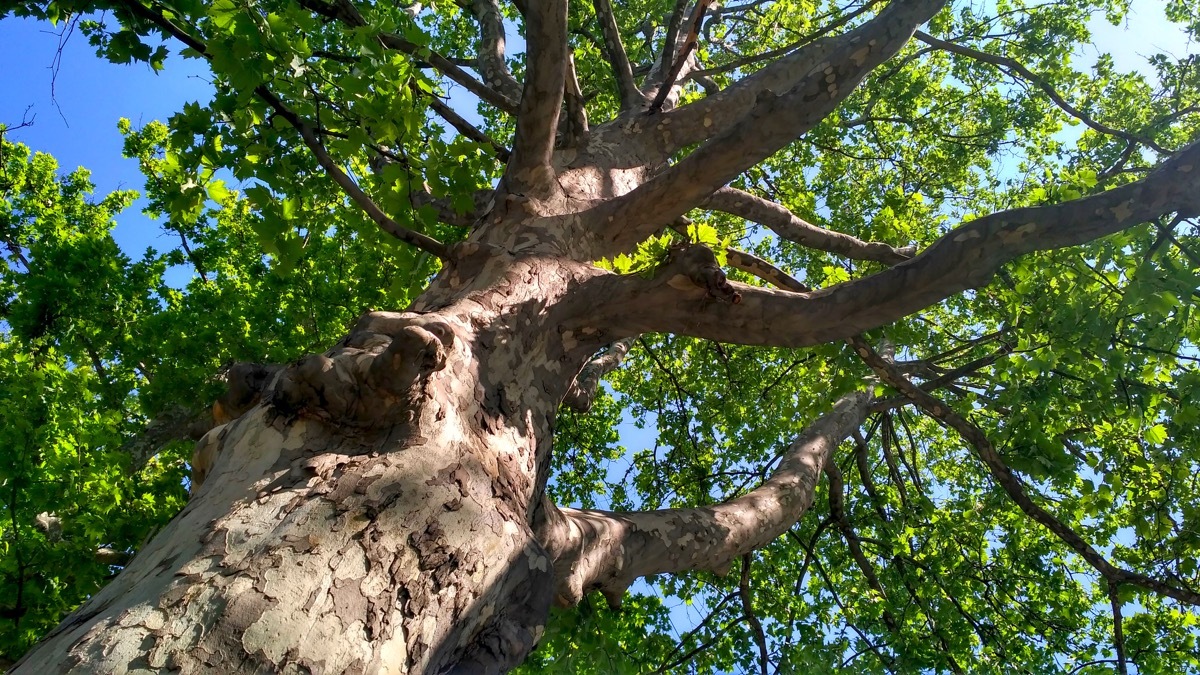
[1,15,215,289]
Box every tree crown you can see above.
[2,0,1200,671]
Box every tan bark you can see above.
[13,251,609,673]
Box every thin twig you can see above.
[117,0,449,258]
[915,30,1168,154]
[738,554,770,675]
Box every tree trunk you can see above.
[10,252,608,674]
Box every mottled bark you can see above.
[505,0,568,196]
[13,250,610,674]
[466,0,525,104]
[562,338,634,412]
[592,0,645,110]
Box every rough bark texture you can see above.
[12,0,1200,672]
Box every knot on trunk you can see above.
[213,362,283,424]
[663,243,742,303]
[268,313,456,427]
[365,324,450,397]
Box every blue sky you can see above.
[1,16,213,254]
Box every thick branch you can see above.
[592,0,948,254]
[724,248,809,292]
[642,35,835,159]
[464,0,525,103]
[122,362,281,473]
[704,187,914,264]
[592,0,645,110]
[562,338,634,412]
[580,142,1200,346]
[853,341,1200,606]
[536,388,873,606]
[606,0,910,168]
[121,405,210,471]
[95,547,133,567]
[503,0,568,196]
[563,53,590,145]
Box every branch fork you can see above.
[663,243,742,304]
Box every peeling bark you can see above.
[13,249,610,674]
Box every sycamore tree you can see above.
[3,0,1200,671]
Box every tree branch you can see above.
[503,0,568,196]
[461,0,524,103]
[117,0,450,258]
[297,0,519,113]
[95,547,133,568]
[704,187,914,264]
[599,0,898,169]
[121,362,281,472]
[578,141,1200,346]
[563,53,590,145]
[648,0,715,113]
[634,0,703,114]
[825,460,897,630]
[266,94,451,257]
[536,387,874,606]
[120,405,210,472]
[1109,581,1130,675]
[737,555,769,675]
[427,94,511,162]
[405,184,483,229]
[591,0,949,255]
[684,0,882,83]
[592,0,646,110]
[562,338,634,412]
